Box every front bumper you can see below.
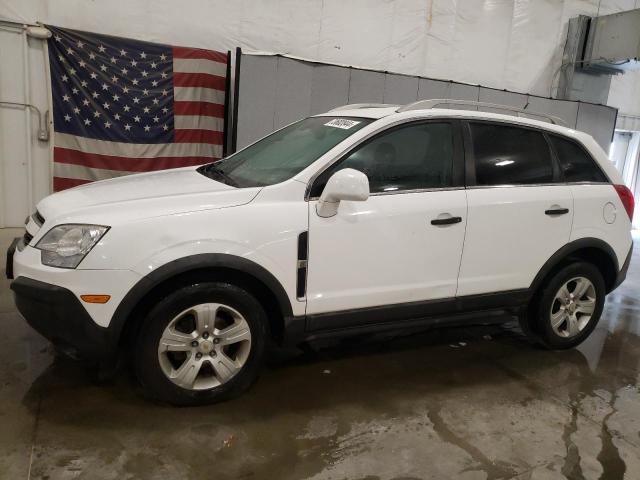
[7,241,143,362]
[11,276,116,361]
[9,243,142,328]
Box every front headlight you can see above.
[36,224,109,268]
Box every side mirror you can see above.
[316,168,369,218]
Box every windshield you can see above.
[198,116,373,187]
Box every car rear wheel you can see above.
[527,261,605,349]
[133,282,268,406]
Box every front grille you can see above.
[23,231,33,246]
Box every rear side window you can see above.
[549,135,608,183]
[470,123,554,185]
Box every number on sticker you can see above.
[325,119,361,130]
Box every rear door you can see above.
[457,121,573,296]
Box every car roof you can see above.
[314,104,588,142]
[316,106,400,119]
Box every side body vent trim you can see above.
[296,231,308,299]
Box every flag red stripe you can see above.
[174,72,226,90]
[53,177,92,191]
[54,147,214,172]
[174,101,225,118]
[172,46,228,64]
[174,129,224,145]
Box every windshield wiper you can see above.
[197,163,239,187]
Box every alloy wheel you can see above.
[157,303,252,390]
[549,276,596,338]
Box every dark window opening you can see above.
[470,122,554,186]
[550,135,608,183]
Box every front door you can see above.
[305,121,468,325]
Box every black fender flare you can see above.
[106,254,294,353]
[529,237,619,294]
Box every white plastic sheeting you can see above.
[1,0,639,115]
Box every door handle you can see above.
[431,216,462,226]
[545,208,569,216]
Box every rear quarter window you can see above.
[549,135,609,183]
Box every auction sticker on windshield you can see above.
[324,119,361,129]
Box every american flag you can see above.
[47,26,229,191]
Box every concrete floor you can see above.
[1,228,640,480]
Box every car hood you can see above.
[37,167,261,224]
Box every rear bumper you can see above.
[11,277,117,362]
[611,241,633,292]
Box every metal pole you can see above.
[22,28,34,212]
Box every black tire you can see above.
[525,261,606,349]
[133,282,268,406]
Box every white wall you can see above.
[610,130,640,227]
[0,22,50,227]
[610,71,640,117]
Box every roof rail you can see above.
[397,99,568,127]
[329,103,397,112]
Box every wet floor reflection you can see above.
[4,316,638,480]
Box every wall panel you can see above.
[273,57,313,129]
[521,96,580,129]
[235,54,618,152]
[576,102,618,152]
[310,64,350,114]
[417,79,451,100]
[236,55,278,149]
[382,74,419,105]
[348,70,385,104]
[448,83,480,110]
[478,88,528,114]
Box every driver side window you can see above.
[310,122,454,197]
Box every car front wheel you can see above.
[133,282,268,406]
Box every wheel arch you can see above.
[109,254,294,354]
[530,238,619,295]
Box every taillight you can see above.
[613,184,635,221]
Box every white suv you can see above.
[7,100,634,405]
